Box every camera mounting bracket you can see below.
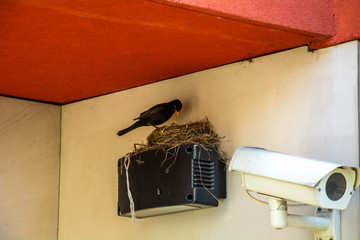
[268,198,340,240]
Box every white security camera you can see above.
[230,146,360,209]
[229,146,360,240]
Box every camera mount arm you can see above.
[268,198,340,240]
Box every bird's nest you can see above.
[126,118,226,160]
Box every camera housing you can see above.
[229,146,360,210]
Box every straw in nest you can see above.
[128,118,224,158]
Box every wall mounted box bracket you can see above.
[117,144,226,218]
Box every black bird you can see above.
[117,99,182,136]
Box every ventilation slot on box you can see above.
[192,159,215,189]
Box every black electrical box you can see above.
[118,144,226,218]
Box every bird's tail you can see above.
[117,121,145,136]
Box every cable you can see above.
[244,189,307,207]
[124,155,136,222]
[245,189,268,204]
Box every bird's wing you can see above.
[135,104,167,120]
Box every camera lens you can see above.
[326,172,346,201]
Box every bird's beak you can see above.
[176,110,180,117]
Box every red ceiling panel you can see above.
[0,0,334,104]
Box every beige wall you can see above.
[0,44,357,240]
[0,97,61,240]
[59,40,360,240]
